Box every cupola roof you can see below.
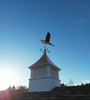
[28,49,61,70]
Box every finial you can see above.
[44,46,46,53]
[40,46,50,54]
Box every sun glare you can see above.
[0,70,17,90]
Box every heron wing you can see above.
[45,32,50,42]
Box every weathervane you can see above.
[40,32,54,53]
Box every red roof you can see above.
[28,51,61,70]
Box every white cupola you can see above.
[28,47,61,92]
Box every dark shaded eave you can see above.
[28,52,61,70]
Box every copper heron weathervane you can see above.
[40,32,54,47]
[40,32,54,53]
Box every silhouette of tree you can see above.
[61,83,66,87]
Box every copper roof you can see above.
[28,51,61,70]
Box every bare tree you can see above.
[68,79,74,86]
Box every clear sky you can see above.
[0,0,90,90]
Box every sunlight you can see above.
[0,69,17,90]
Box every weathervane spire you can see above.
[40,32,54,53]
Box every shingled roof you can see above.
[28,50,61,70]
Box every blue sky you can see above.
[0,0,90,90]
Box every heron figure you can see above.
[40,32,54,46]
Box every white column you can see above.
[57,71,59,80]
[47,65,51,77]
[31,69,33,79]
